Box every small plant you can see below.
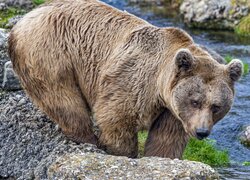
[32,0,46,6]
[242,161,250,166]
[138,131,148,157]
[183,138,230,167]
[224,55,233,64]
[224,55,249,75]
[0,7,26,28]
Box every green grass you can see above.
[138,131,148,157]
[224,55,249,75]
[242,161,250,166]
[32,0,46,6]
[235,14,250,37]
[137,131,230,167]
[182,138,230,167]
[0,7,26,28]
[0,0,46,28]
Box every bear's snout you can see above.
[195,128,210,140]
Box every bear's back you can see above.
[9,0,150,105]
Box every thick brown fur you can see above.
[8,0,243,158]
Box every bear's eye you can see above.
[191,100,200,108]
[211,105,221,114]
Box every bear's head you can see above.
[161,45,243,140]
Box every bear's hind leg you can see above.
[94,104,138,158]
[27,83,97,145]
[98,120,138,158]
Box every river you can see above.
[102,0,250,179]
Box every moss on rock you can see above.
[0,7,26,28]
[32,0,46,6]
[235,14,250,36]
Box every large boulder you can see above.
[0,91,219,179]
[180,0,249,30]
[48,153,219,179]
[0,91,105,179]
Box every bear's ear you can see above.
[227,59,243,82]
[175,48,195,71]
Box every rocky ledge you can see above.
[180,0,249,31]
[0,91,219,179]
[48,153,219,179]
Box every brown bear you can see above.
[8,0,243,158]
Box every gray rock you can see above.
[48,153,219,179]
[0,0,34,9]
[239,125,250,147]
[0,29,22,90]
[0,2,7,10]
[2,61,21,91]
[0,91,219,179]
[0,29,9,87]
[5,15,23,29]
[0,91,105,179]
[180,0,249,30]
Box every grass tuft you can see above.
[138,131,148,157]
[242,161,250,166]
[0,7,26,28]
[32,0,46,6]
[182,138,230,167]
[235,14,250,37]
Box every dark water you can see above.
[103,0,250,179]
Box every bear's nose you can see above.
[196,128,210,140]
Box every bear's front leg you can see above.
[144,109,190,159]
[94,102,138,158]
